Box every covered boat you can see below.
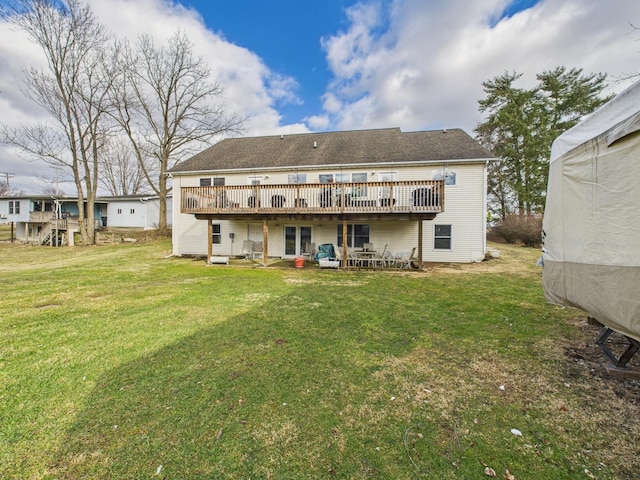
[541,80,640,369]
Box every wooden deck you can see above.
[181,180,444,220]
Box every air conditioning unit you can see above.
[0,214,7,219]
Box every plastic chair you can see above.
[241,240,254,259]
[302,242,315,261]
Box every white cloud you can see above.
[321,0,640,133]
[305,115,331,130]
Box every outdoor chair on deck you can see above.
[271,195,286,208]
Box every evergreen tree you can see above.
[475,67,611,219]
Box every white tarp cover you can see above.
[542,80,640,342]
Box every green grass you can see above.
[1,240,638,479]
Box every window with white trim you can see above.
[9,200,20,214]
[434,224,452,250]
[212,223,221,244]
[200,177,225,186]
[432,168,456,186]
[336,224,370,248]
[288,173,307,184]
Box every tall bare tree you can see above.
[1,0,116,244]
[111,31,244,232]
[99,137,153,196]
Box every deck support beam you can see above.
[207,219,213,263]
[342,220,348,270]
[262,219,268,266]
[418,220,423,270]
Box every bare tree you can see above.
[1,0,116,245]
[0,180,10,196]
[111,31,245,232]
[99,137,153,196]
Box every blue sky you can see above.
[1,0,640,193]
[176,0,363,127]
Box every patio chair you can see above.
[318,188,333,208]
[396,247,417,269]
[302,242,315,261]
[252,241,263,260]
[271,195,286,208]
[316,243,340,269]
[241,240,255,259]
[373,244,389,268]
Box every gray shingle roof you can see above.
[170,127,493,173]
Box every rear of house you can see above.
[170,127,494,265]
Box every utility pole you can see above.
[1,172,16,243]
[0,171,15,194]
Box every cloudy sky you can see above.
[1,0,640,194]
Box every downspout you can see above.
[482,161,489,256]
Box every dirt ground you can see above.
[564,317,640,406]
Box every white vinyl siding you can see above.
[171,162,487,262]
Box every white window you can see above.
[130,208,135,214]
[432,168,456,186]
[434,225,452,250]
[288,173,307,184]
[117,208,122,214]
[247,176,265,185]
[200,177,225,186]
[337,224,370,249]
[212,224,221,244]
[9,200,20,214]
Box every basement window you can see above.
[336,224,370,249]
[212,223,221,244]
[434,224,452,250]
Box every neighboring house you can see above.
[103,195,172,230]
[0,194,171,244]
[169,127,496,265]
[0,196,108,245]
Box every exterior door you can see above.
[284,225,312,258]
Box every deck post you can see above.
[207,219,213,263]
[342,220,348,270]
[418,220,423,270]
[262,219,268,266]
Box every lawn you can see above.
[1,240,638,479]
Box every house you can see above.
[102,195,172,230]
[0,195,108,245]
[169,127,495,266]
[0,194,171,244]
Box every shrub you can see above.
[493,215,542,247]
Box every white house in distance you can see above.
[169,127,495,267]
[0,195,109,245]
[104,195,172,230]
[0,194,171,244]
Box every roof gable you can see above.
[170,127,493,174]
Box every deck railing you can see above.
[181,180,444,215]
